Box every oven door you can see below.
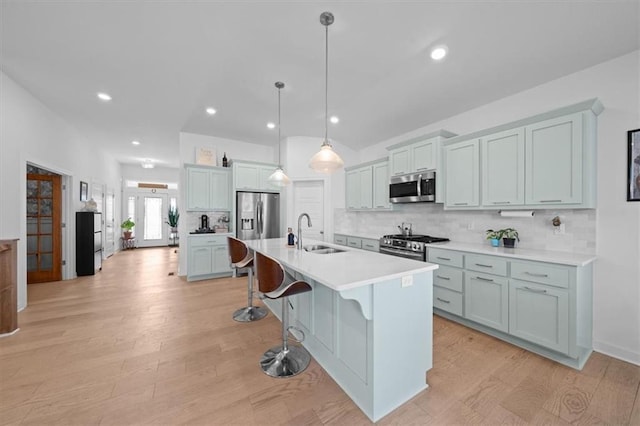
[379,246,426,261]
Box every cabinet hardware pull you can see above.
[436,297,451,304]
[523,286,547,293]
[436,275,450,280]
[475,276,494,282]
[540,199,562,203]
[436,256,451,261]
[475,263,493,268]
[492,201,511,204]
[453,202,468,206]
[524,272,549,277]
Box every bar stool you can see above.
[227,237,268,322]
[254,251,312,378]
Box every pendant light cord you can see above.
[324,22,329,144]
[278,84,282,166]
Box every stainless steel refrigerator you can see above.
[236,191,280,241]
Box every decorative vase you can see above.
[503,238,516,248]
[490,238,500,247]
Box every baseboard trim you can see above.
[593,340,640,366]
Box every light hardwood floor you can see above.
[1,247,638,425]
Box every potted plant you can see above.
[121,218,135,239]
[499,227,519,248]
[485,229,500,247]
[165,206,179,231]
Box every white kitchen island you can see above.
[244,237,439,422]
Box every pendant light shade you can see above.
[268,81,291,187]
[309,11,344,174]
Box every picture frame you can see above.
[80,181,88,202]
[628,129,640,201]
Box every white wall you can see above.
[356,51,640,364]
[179,132,274,166]
[120,164,180,186]
[0,71,122,310]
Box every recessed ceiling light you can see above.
[97,92,112,101]
[141,159,154,169]
[267,122,276,129]
[430,46,448,61]
[206,107,217,115]
[131,140,140,146]
[330,116,339,124]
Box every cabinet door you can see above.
[464,272,509,332]
[235,164,259,190]
[509,280,569,354]
[373,162,390,209]
[259,166,277,191]
[482,128,525,207]
[389,147,410,176]
[187,168,210,210]
[189,246,213,276]
[210,169,230,210]
[358,167,373,209]
[444,140,480,208]
[525,113,583,205]
[212,245,232,274]
[412,138,436,172]
[345,170,360,210]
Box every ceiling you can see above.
[2,1,639,168]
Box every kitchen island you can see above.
[244,237,438,422]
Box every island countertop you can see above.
[244,237,438,292]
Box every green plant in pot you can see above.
[165,206,179,231]
[499,227,519,248]
[485,229,500,247]
[121,217,135,239]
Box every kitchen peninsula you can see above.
[244,238,439,422]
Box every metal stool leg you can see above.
[259,297,310,377]
[233,266,268,322]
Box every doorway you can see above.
[26,170,62,283]
[292,180,325,241]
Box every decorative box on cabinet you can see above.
[0,239,18,336]
[186,165,230,211]
[76,212,102,276]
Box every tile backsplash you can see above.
[334,204,596,254]
[186,211,231,232]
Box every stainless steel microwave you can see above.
[389,171,436,203]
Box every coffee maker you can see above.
[200,214,209,231]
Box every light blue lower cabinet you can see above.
[263,269,433,422]
[509,280,569,354]
[464,272,509,333]
[187,236,232,281]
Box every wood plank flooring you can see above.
[1,247,638,425]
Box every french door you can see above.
[128,193,168,248]
[26,174,62,283]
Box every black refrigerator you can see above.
[76,211,102,276]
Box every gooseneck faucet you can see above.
[297,213,312,250]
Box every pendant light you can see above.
[309,11,344,174]
[268,81,291,187]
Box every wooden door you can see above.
[26,174,62,283]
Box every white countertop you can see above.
[245,238,438,292]
[426,241,596,267]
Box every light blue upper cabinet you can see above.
[412,138,437,172]
[187,167,211,210]
[232,161,281,192]
[346,169,361,210]
[444,139,480,208]
[525,113,583,205]
[345,159,391,211]
[186,166,231,211]
[210,169,230,211]
[389,147,410,176]
[372,161,390,209]
[359,167,373,209]
[481,128,525,207]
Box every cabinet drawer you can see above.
[434,287,463,316]
[465,253,507,277]
[434,265,463,292]
[428,248,463,268]
[347,237,362,249]
[361,238,380,252]
[334,235,347,246]
[189,235,229,247]
[511,261,569,288]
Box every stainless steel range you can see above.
[379,234,450,261]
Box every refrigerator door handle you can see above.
[257,200,263,237]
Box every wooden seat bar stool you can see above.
[254,251,313,378]
[227,237,268,322]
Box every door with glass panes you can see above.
[125,192,172,248]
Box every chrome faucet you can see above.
[297,213,312,250]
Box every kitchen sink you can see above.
[303,244,346,254]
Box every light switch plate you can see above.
[401,275,413,287]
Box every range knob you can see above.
[412,242,420,251]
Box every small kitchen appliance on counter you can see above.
[379,234,449,261]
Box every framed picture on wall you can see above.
[628,129,640,201]
[80,181,88,202]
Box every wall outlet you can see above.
[401,275,413,287]
[467,221,475,230]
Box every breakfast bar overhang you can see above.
[244,238,439,422]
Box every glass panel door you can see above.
[136,194,168,247]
